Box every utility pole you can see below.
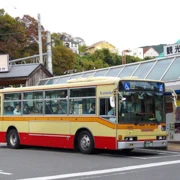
[46,31,53,74]
[38,13,43,64]
[122,49,131,64]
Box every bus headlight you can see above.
[124,137,137,141]
[156,136,166,140]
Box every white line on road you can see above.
[0,170,12,175]
[18,160,180,180]
[137,148,180,154]
[131,154,180,159]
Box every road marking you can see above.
[18,160,180,180]
[0,170,12,175]
[76,171,136,180]
[137,148,180,154]
[131,154,180,160]
[129,149,180,159]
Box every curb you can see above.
[168,142,180,151]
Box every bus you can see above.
[0,76,167,154]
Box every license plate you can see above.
[144,141,153,147]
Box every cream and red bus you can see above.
[0,76,167,154]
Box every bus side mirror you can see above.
[110,96,115,107]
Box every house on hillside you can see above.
[85,41,117,54]
[129,44,166,59]
[60,33,85,54]
[143,47,159,58]
[129,48,144,59]
[143,44,166,58]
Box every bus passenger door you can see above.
[99,97,117,149]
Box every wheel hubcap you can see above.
[10,133,17,146]
[80,135,90,150]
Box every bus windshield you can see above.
[118,80,165,124]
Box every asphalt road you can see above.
[1,143,180,180]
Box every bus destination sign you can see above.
[120,81,164,92]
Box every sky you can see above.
[1,0,180,52]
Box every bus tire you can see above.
[7,129,20,149]
[78,130,94,154]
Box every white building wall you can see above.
[144,48,159,57]
[127,48,144,59]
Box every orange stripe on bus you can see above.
[0,116,165,130]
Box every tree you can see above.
[52,45,76,75]
[51,33,63,47]
[0,10,47,60]
[143,56,155,60]
[81,59,95,71]
[0,9,26,59]
[17,15,47,57]
[126,55,142,64]
[0,8,144,74]
[79,45,87,53]
[91,48,118,67]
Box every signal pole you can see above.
[47,31,53,74]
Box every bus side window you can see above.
[99,98,112,115]
[45,104,53,114]
[99,98,116,123]
[5,105,13,115]
[69,98,95,115]
[88,103,95,114]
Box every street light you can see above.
[122,49,131,65]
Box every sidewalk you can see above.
[168,142,180,151]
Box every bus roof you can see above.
[0,76,164,93]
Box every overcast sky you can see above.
[1,0,180,51]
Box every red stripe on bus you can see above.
[94,136,117,150]
[0,132,117,150]
[19,133,74,149]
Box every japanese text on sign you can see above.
[164,44,180,57]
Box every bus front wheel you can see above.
[78,131,94,154]
[7,129,20,149]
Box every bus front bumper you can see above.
[118,140,168,149]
